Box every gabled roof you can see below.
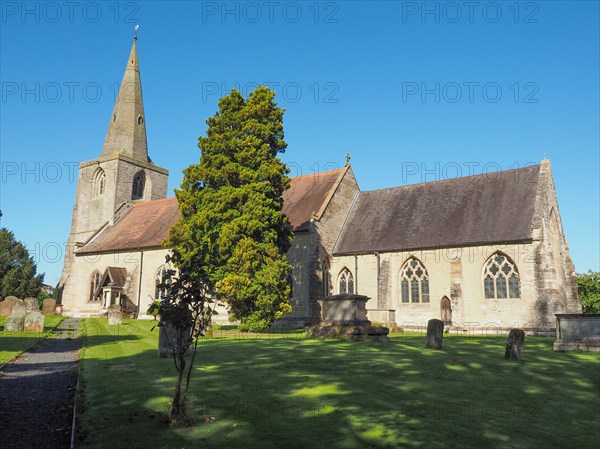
[79,197,179,254]
[78,168,347,254]
[104,267,128,288]
[333,164,541,255]
[281,167,348,231]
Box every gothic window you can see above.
[92,168,106,197]
[400,257,430,303]
[137,114,144,125]
[483,252,520,299]
[338,268,354,295]
[322,259,330,297]
[155,265,171,300]
[132,172,145,200]
[89,270,101,301]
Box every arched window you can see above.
[89,270,101,301]
[400,257,430,303]
[92,168,106,197]
[483,252,520,299]
[132,172,145,200]
[338,268,354,295]
[155,265,171,300]
[322,259,330,297]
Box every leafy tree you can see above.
[0,227,44,299]
[166,86,293,332]
[154,266,215,425]
[576,270,600,314]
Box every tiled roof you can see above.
[281,168,347,231]
[333,164,541,254]
[78,168,346,254]
[79,197,179,254]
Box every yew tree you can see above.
[167,86,293,331]
[0,227,44,299]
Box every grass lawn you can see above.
[78,319,599,449]
[0,315,64,365]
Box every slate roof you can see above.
[333,164,541,255]
[78,168,346,254]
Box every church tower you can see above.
[58,36,168,301]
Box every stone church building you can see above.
[58,39,581,330]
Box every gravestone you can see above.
[24,297,40,312]
[24,311,45,333]
[5,315,24,332]
[107,305,122,326]
[0,298,18,316]
[425,319,444,349]
[42,298,57,315]
[504,329,525,360]
[158,322,191,358]
[11,300,27,317]
[0,301,12,316]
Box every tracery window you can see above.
[155,265,171,300]
[483,252,520,299]
[338,268,354,295]
[92,168,106,197]
[89,270,101,301]
[132,172,145,200]
[400,257,430,303]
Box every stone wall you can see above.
[59,153,168,310]
[330,242,569,330]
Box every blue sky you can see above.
[1,1,598,285]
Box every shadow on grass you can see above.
[76,322,600,449]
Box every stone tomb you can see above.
[306,294,390,342]
[24,311,45,333]
[553,314,600,353]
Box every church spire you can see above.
[100,36,150,162]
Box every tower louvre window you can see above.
[92,168,106,197]
[132,172,145,200]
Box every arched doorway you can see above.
[441,296,452,325]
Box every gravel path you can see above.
[0,318,82,449]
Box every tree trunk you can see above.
[170,354,186,424]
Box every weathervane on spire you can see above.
[345,153,351,166]
[134,24,139,40]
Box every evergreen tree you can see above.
[167,86,293,331]
[576,270,600,314]
[0,227,44,299]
